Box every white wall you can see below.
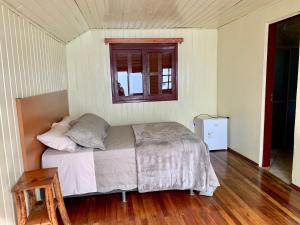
[0,3,67,225]
[66,29,217,129]
[217,0,300,186]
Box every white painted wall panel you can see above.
[0,3,67,224]
[217,0,300,186]
[66,29,217,130]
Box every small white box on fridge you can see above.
[194,115,228,151]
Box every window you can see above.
[110,43,178,103]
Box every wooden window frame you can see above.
[105,38,183,44]
[109,43,178,104]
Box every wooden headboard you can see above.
[16,90,69,171]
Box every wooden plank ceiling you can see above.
[3,0,278,42]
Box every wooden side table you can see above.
[11,168,71,225]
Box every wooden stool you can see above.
[11,168,71,225]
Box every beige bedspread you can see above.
[132,122,220,196]
[94,125,137,192]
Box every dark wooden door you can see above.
[263,23,277,167]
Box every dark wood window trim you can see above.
[105,38,184,44]
[110,43,178,104]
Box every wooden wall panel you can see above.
[66,29,217,130]
[3,0,276,42]
[0,3,67,224]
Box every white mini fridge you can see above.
[194,115,228,151]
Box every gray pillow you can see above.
[66,113,110,150]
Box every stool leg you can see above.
[53,173,71,225]
[28,189,36,210]
[45,187,58,225]
[13,191,27,225]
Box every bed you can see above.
[16,91,219,202]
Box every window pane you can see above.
[161,53,173,94]
[163,68,172,75]
[118,72,128,96]
[162,75,169,82]
[116,54,129,96]
[130,53,143,96]
[129,73,143,95]
[149,53,158,73]
[150,76,159,95]
[162,83,168,90]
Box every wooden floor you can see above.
[61,151,300,225]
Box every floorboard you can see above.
[60,151,300,225]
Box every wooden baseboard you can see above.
[290,183,300,192]
[227,148,259,166]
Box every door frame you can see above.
[262,23,277,167]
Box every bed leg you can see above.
[189,189,195,196]
[121,191,127,203]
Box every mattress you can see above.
[42,125,137,196]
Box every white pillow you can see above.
[52,116,73,127]
[37,122,77,152]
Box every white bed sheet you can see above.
[42,125,137,196]
[42,147,97,196]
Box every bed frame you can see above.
[16,90,69,171]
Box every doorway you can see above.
[263,15,300,183]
